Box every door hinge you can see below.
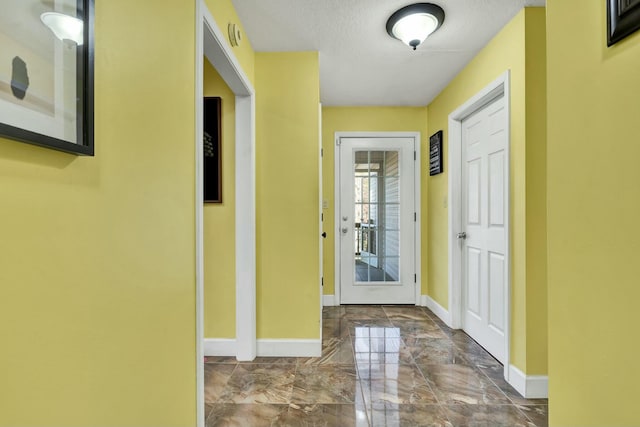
[414,212,417,222]
[414,274,417,283]
[322,277,324,286]
[321,148,324,157]
[321,213,324,221]
[414,151,416,160]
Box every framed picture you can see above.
[0,0,94,155]
[429,130,443,176]
[607,0,640,46]
[204,97,222,203]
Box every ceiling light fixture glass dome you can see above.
[386,3,445,50]
[41,12,84,45]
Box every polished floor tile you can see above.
[443,404,536,427]
[404,337,468,366]
[292,364,358,404]
[368,404,453,427]
[420,363,511,405]
[217,364,295,404]
[204,363,236,403]
[205,305,548,426]
[359,364,438,405]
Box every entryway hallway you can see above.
[204,305,548,426]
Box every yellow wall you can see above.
[255,52,321,339]
[320,107,428,296]
[0,1,197,425]
[426,8,547,374]
[203,61,236,338]
[204,0,255,84]
[547,1,640,425]
[524,9,548,375]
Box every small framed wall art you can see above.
[0,0,94,155]
[203,97,222,203]
[429,130,443,176]
[607,0,640,46]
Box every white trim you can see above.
[200,1,257,364]
[508,365,549,399]
[334,132,421,306]
[204,339,323,358]
[447,70,511,380]
[319,103,324,342]
[414,133,422,306]
[195,4,204,426]
[256,339,322,357]
[421,295,453,328]
[323,295,337,306]
[204,339,237,357]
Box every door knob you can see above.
[321,232,327,238]
[341,227,348,234]
[457,232,467,240]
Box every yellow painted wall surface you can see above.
[255,52,320,338]
[204,0,255,84]
[321,107,428,296]
[0,1,197,425]
[426,9,547,373]
[547,1,640,424]
[523,8,548,375]
[204,61,236,338]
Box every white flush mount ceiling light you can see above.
[386,3,445,50]
[40,12,84,45]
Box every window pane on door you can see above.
[353,149,401,283]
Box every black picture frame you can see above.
[429,130,443,176]
[607,0,640,46]
[203,97,222,203]
[0,0,94,155]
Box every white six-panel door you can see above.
[338,137,416,304]
[461,95,507,363]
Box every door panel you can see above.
[339,137,416,304]
[461,96,507,363]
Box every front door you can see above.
[460,95,508,363]
[338,136,416,304]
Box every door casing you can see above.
[334,132,422,306]
[448,71,511,381]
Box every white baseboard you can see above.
[508,364,548,398]
[204,338,236,356]
[323,294,337,306]
[257,339,322,357]
[205,338,322,358]
[421,295,453,328]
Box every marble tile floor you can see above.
[204,305,548,427]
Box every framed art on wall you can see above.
[607,0,640,46]
[429,130,443,176]
[203,97,222,203]
[0,0,94,155]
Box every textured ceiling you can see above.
[231,0,545,106]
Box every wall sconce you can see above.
[40,12,84,45]
[386,3,445,50]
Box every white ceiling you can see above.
[231,0,545,106]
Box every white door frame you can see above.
[318,103,323,341]
[196,2,256,426]
[334,132,421,305]
[448,70,511,381]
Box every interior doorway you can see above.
[196,2,256,426]
[448,71,511,381]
